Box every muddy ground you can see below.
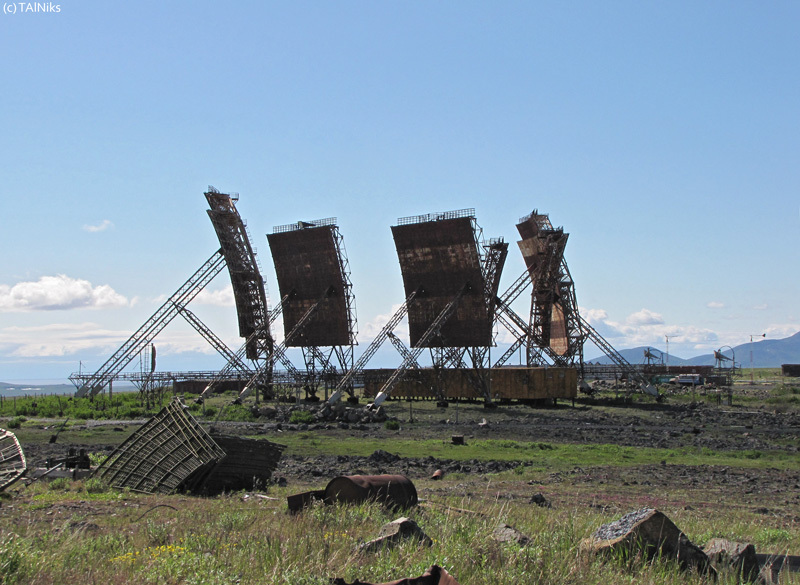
[16,390,800,515]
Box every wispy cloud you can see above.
[580,306,718,351]
[0,275,129,312]
[707,301,724,309]
[753,303,768,310]
[82,219,114,233]
[193,286,236,307]
[0,322,236,358]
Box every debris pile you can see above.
[253,402,390,426]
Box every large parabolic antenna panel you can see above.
[268,220,354,347]
[205,188,271,360]
[516,212,569,356]
[392,210,492,348]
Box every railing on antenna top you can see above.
[396,208,475,226]
[272,217,338,233]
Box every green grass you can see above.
[260,433,800,471]
[3,477,798,585]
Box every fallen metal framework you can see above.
[95,398,226,494]
[96,398,284,494]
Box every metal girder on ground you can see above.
[370,285,466,408]
[327,290,419,405]
[72,250,227,397]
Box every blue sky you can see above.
[1,1,798,382]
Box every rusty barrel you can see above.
[324,474,418,509]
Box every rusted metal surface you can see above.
[363,367,577,402]
[267,221,355,348]
[288,474,418,511]
[331,565,461,585]
[782,364,800,377]
[324,474,418,508]
[95,398,226,494]
[205,187,273,361]
[516,212,575,359]
[201,435,285,495]
[0,428,27,491]
[392,213,492,348]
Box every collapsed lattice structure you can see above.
[95,398,284,494]
[0,428,26,491]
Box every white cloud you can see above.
[0,275,129,312]
[764,324,800,339]
[626,308,664,326]
[753,303,768,310]
[707,301,724,309]
[356,303,409,344]
[580,306,718,353]
[193,286,236,307]
[82,219,114,233]
[0,322,129,357]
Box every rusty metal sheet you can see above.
[325,474,418,509]
[363,367,577,401]
[268,224,353,347]
[199,435,285,494]
[332,565,461,585]
[392,216,491,347]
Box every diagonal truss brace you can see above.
[388,332,421,369]
[195,293,293,403]
[73,250,226,397]
[327,290,419,405]
[234,287,335,403]
[579,315,659,397]
[176,304,251,376]
[370,285,467,408]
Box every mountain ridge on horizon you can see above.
[587,331,800,368]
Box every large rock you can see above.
[582,508,713,574]
[493,523,531,546]
[359,517,432,553]
[704,538,760,582]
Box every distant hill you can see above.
[587,331,800,368]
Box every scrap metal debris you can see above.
[288,474,418,512]
[95,398,284,495]
[0,427,27,491]
[331,564,460,585]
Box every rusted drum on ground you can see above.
[324,474,418,509]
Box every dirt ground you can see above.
[16,389,800,513]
